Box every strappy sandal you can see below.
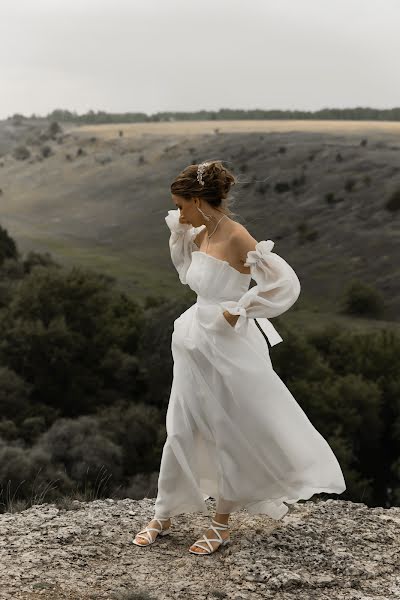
[188,518,230,555]
[132,518,171,546]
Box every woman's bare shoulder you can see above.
[230,222,258,260]
[231,221,257,243]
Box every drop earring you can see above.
[196,205,212,221]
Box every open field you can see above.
[75,119,400,139]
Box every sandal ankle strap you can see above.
[211,518,229,529]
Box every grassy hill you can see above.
[0,118,399,331]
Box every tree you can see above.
[0,265,146,416]
[341,279,385,318]
[0,225,18,265]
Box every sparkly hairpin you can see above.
[196,162,210,186]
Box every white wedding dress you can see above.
[154,209,346,520]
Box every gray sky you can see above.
[0,0,399,120]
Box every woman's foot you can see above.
[189,520,230,554]
[133,517,171,546]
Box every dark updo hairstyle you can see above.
[170,159,238,218]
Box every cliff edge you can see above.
[0,497,399,600]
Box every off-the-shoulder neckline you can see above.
[193,250,252,278]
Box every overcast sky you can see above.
[0,0,398,120]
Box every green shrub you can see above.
[41,145,52,158]
[12,145,30,160]
[291,174,306,187]
[0,366,31,420]
[325,192,335,205]
[297,221,319,243]
[0,225,18,265]
[385,187,400,212]
[48,121,62,138]
[344,177,356,192]
[38,415,123,485]
[274,181,290,193]
[341,279,385,318]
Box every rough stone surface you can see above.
[0,497,399,599]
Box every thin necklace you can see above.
[206,214,228,254]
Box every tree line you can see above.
[8,106,400,125]
[0,224,399,512]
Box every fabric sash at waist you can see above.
[195,296,283,347]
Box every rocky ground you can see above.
[0,497,399,600]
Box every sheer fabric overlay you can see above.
[154,209,346,520]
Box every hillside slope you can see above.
[0,119,399,319]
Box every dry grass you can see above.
[73,119,400,139]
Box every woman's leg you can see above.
[214,511,230,525]
[215,495,236,516]
[188,496,231,553]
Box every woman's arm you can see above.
[165,209,206,284]
[221,233,301,331]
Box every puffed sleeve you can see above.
[165,209,206,285]
[219,239,301,333]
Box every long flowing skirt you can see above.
[154,302,346,520]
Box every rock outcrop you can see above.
[0,497,399,599]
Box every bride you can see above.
[132,160,346,555]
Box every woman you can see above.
[133,160,346,555]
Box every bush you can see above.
[385,187,400,212]
[0,438,72,511]
[96,401,165,475]
[41,145,52,158]
[0,419,18,441]
[340,279,385,318]
[22,250,60,274]
[0,225,18,265]
[20,416,47,444]
[0,366,32,420]
[291,174,306,188]
[297,222,318,243]
[0,258,24,280]
[344,177,356,192]
[48,121,62,138]
[12,145,30,160]
[11,114,24,126]
[324,192,344,206]
[274,181,291,193]
[325,192,335,205]
[144,295,168,309]
[38,415,123,485]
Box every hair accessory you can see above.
[197,162,210,186]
